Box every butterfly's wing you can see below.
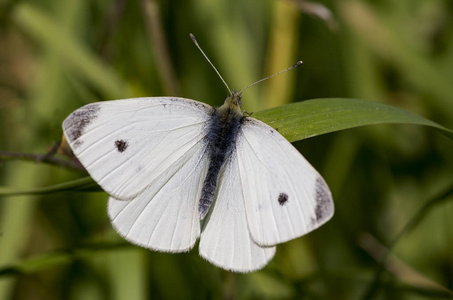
[63,97,213,200]
[63,97,214,251]
[236,118,334,247]
[199,155,276,272]
[108,141,210,252]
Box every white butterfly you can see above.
[62,36,334,273]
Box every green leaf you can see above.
[253,98,453,142]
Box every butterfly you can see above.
[62,35,334,272]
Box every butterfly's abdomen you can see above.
[199,108,243,219]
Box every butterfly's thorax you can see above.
[199,92,244,219]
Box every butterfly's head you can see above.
[220,89,243,115]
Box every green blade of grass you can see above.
[253,98,453,142]
[360,183,453,299]
[12,3,132,99]
[0,177,99,196]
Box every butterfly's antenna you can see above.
[239,61,303,94]
[190,33,232,96]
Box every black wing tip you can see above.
[63,103,101,146]
[314,177,334,223]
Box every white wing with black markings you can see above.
[236,118,334,247]
[63,97,214,251]
[63,97,213,200]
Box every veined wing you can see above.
[236,118,334,247]
[62,97,213,200]
[199,154,276,272]
[108,138,210,252]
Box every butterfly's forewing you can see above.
[236,118,334,247]
[199,155,276,272]
[63,97,213,200]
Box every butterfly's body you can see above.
[199,91,244,218]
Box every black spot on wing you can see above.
[115,139,128,152]
[314,177,333,222]
[278,193,288,205]
[63,103,101,148]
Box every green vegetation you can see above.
[1,0,452,299]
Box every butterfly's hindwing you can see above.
[199,154,276,272]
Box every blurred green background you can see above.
[1,0,452,299]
